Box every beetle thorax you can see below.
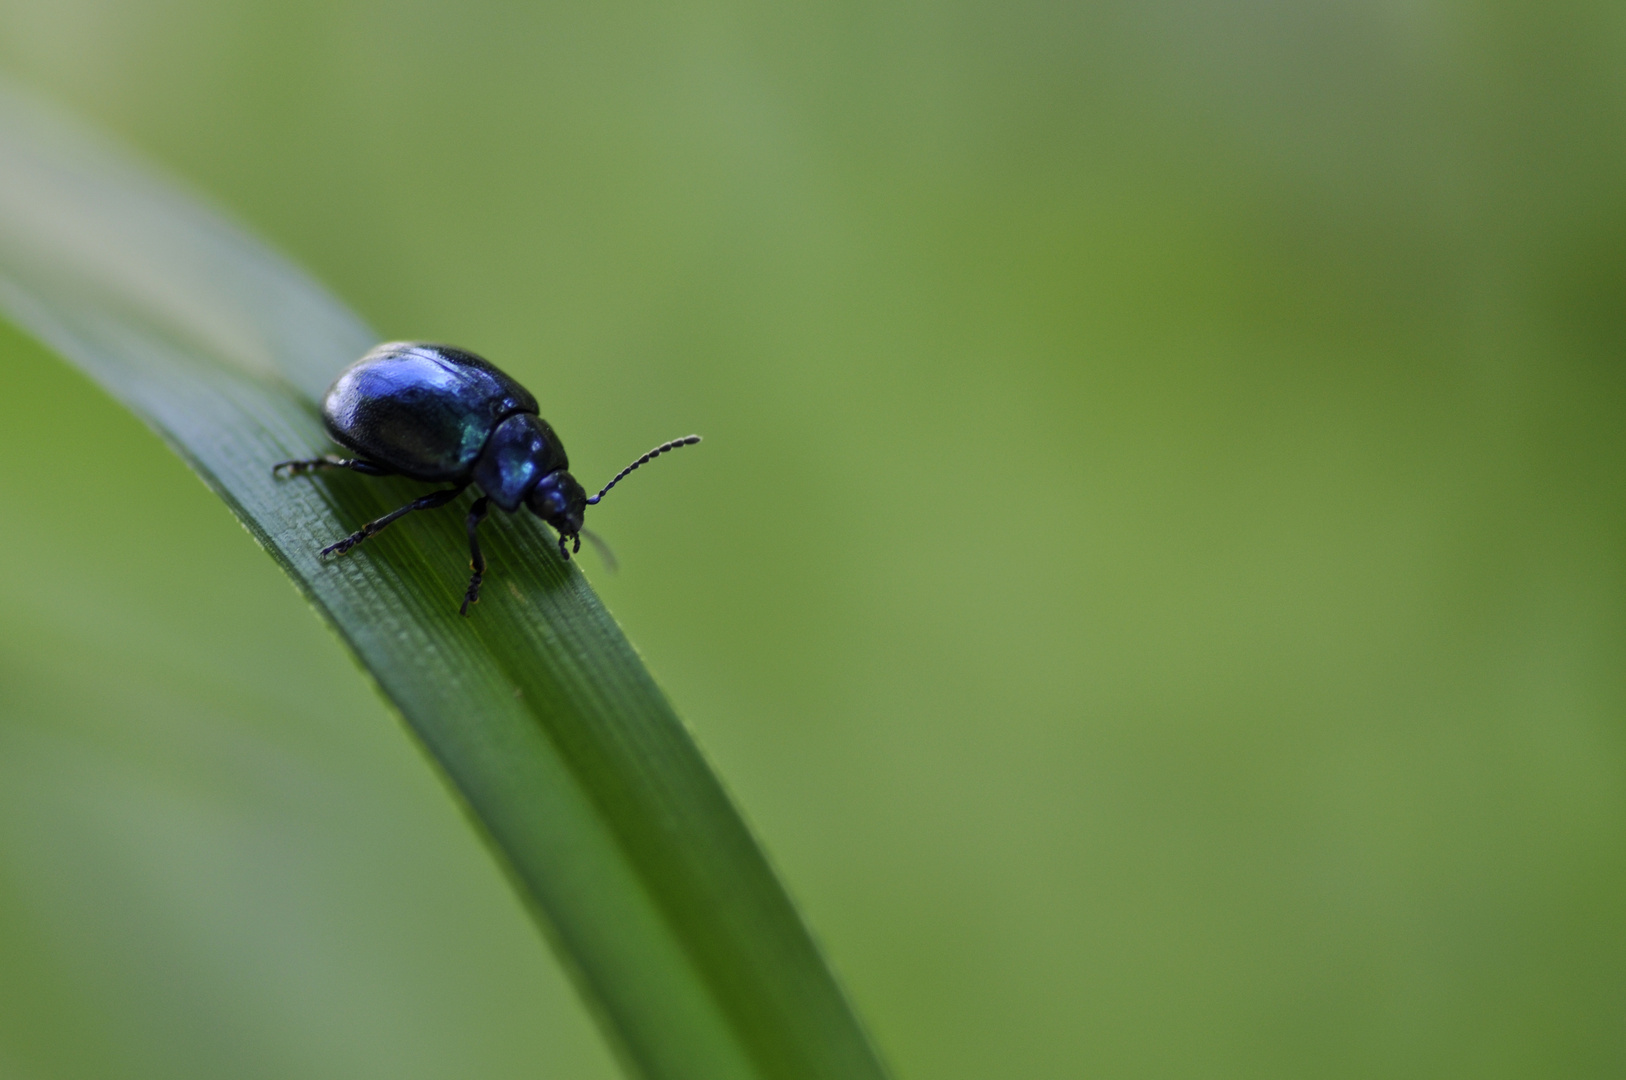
[470,413,571,511]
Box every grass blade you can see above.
[0,83,887,1080]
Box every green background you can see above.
[1,2,1623,1077]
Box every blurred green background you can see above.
[0,1,1623,1077]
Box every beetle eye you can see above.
[527,482,567,519]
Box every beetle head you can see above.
[527,469,588,555]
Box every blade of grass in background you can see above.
[0,81,888,1080]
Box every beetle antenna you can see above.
[581,528,619,573]
[586,435,701,505]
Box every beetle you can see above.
[274,341,699,615]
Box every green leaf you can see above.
[0,82,887,1080]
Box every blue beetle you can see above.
[275,342,699,615]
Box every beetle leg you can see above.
[460,496,491,616]
[274,454,392,478]
[321,486,465,558]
